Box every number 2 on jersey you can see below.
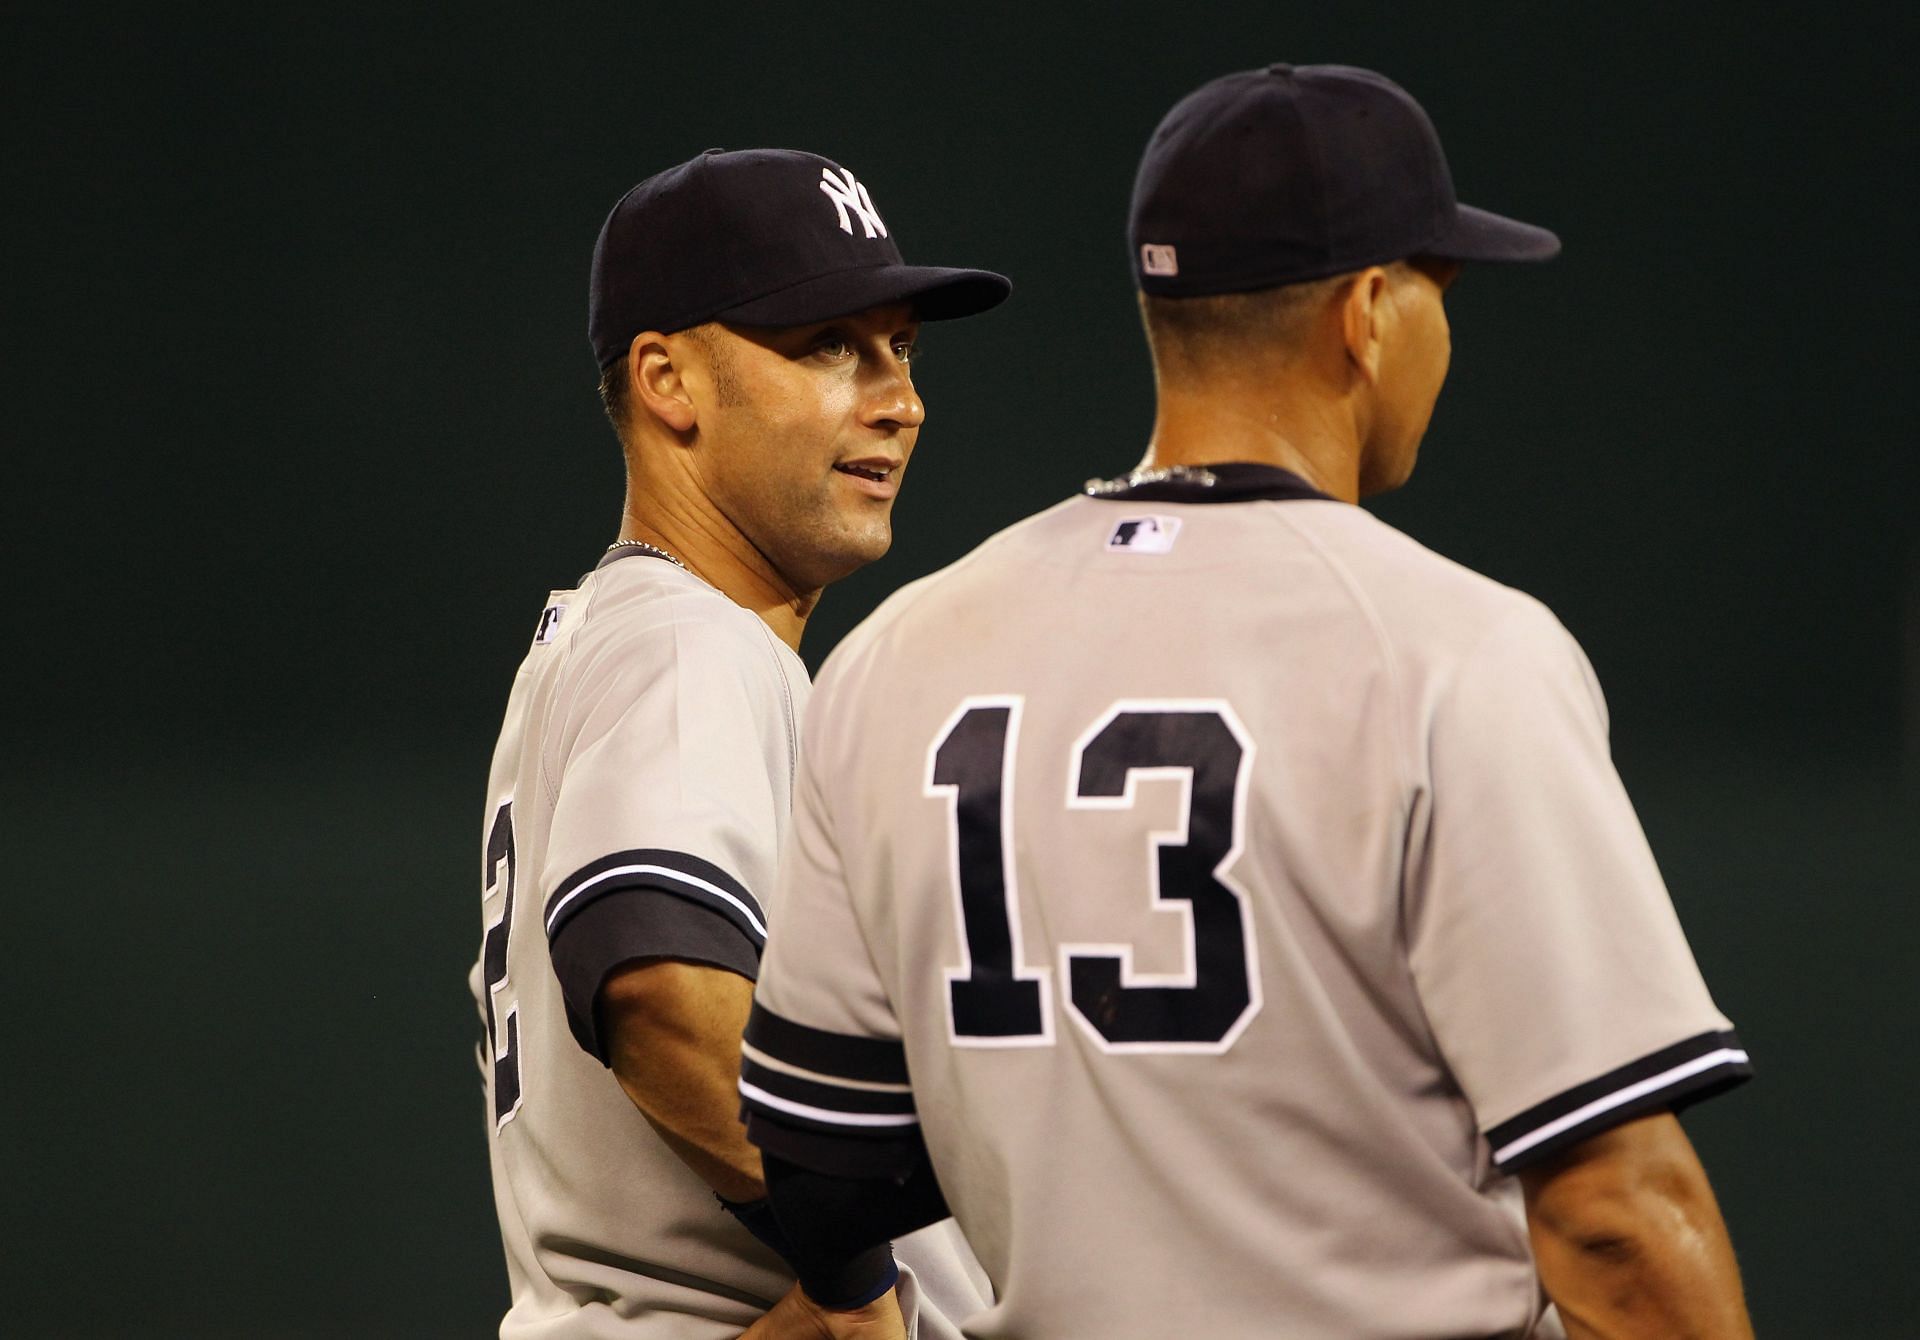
[929,698,1260,1053]
[481,800,523,1126]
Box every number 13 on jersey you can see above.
[926,697,1261,1054]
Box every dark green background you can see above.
[8,3,1913,1336]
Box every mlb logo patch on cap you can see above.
[1105,515,1182,553]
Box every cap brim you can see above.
[1426,203,1562,263]
[716,264,1011,328]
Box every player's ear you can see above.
[629,333,698,434]
[1340,266,1390,386]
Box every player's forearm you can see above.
[1522,1117,1752,1339]
[1533,1216,1751,1340]
[602,959,767,1202]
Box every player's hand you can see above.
[738,1282,907,1340]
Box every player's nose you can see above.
[861,352,926,431]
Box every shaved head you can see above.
[1138,274,1352,381]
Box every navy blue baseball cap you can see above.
[1130,64,1561,296]
[590,148,1011,369]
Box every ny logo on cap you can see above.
[819,167,888,239]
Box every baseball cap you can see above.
[1130,64,1561,296]
[589,148,1011,369]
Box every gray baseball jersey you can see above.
[740,465,1750,1339]
[473,546,989,1338]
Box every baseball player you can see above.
[471,148,1008,1339]
[738,67,1754,1337]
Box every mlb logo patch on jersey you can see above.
[533,602,568,645]
[1105,515,1182,553]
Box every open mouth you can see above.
[834,463,893,482]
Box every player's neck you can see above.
[1143,381,1363,503]
[737,582,817,653]
[616,494,818,653]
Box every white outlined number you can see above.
[481,800,523,1127]
[929,699,1259,1052]
[927,698,1055,1046]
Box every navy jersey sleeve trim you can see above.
[741,1005,924,1180]
[745,1108,931,1181]
[1487,1029,1754,1172]
[741,1054,917,1119]
[743,1003,910,1085]
[545,849,768,949]
[549,885,762,1063]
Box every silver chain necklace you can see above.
[605,538,686,570]
[1083,464,1219,496]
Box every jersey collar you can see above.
[1081,462,1335,504]
[594,541,685,573]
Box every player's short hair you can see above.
[685,326,746,408]
[598,360,633,442]
[1138,272,1353,379]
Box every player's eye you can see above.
[894,339,921,365]
[812,333,854,361]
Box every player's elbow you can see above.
[1520,1113,1750,1334]
[1525,1139,1711,1259]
